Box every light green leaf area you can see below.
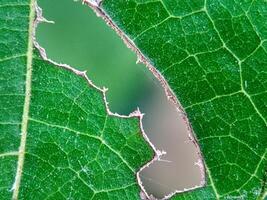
[100,0,267,199]
[0,0,153,199]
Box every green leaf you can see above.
[0,0,153,199]
[95,0,267,199]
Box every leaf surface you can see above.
[97,0,267,199]
[0,0,153,199]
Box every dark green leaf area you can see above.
[102,0,267,199]
[17,57,153,199]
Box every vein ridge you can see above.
[12,0,35,199]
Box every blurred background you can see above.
[36,0,203,198]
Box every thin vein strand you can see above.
[12,0,35,199]
[0,152,19,158]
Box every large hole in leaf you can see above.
[36,0,204,198]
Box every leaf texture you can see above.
[98,0,267,199]
[0,0,153,199]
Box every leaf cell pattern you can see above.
[101,0,267,199]
[0,0,153,199]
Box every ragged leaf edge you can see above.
[10,1,160,199]
[81,0,206,199]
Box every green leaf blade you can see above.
[0,1,153,199]
[0,0,31,198]
[100,0,267,198]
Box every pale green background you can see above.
[36,0,159,115]
[36,0,202,198]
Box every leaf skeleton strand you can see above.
[12,0,35,199]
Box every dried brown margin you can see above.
[32,0,208,199]
[33,1,160,199]
[82,0,206,199]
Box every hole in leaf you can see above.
[36,0,204,198]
